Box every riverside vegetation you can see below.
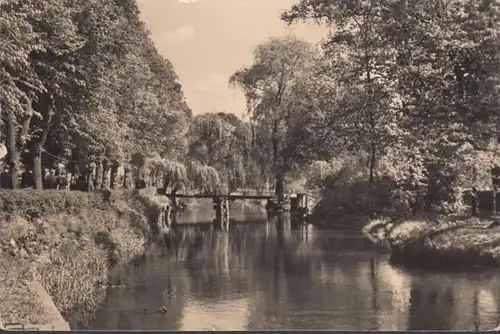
[0,188,170,328]
[4,0,500,227]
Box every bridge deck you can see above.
[157,188,283,200]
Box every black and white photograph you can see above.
[1,0,500,331]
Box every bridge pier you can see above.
[265,199,278,216]
[290,193,309,222]
[213,197,230,231]
[266,196,289,213]
[157,188,309,225]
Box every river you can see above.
[88,206,500,331]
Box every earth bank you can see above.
[0,188,168,329]
[363,215,500,270]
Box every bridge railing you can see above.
[230,188,275,196]
[160,186,278,197]
[160,186,307,198]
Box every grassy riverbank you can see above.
[0,188,166,329]
[363,215,500,269]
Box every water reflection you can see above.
[90,216,500,331]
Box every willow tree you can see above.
[196,165,221,194]
[163,159,188,193]
[229,36,316,204]
[187,113,229,166]
[187,112,252,192]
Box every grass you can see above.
[363,214,500,269]
[0,256,46,326]
[0,188,161,328]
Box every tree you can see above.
[187,112,253,192]
[1,0,194,192]
[163,159,188,192]
[229,35,317,204]
[283,0,500,214]
[1,0,79,188]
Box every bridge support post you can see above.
[265,198,278,217]
[213,197,221,228]
[290,194,309,222]
[164,204,172,228]
[157,204,172,233]
[222,198,230,231]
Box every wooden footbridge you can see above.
[157,187,310,231]
[157,188,277,200]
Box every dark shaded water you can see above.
[90,211,500,331]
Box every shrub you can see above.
[0,190,107,221]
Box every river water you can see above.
[89,207,500,331]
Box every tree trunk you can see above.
[123,168,130,189]
[32,144,43,189]
[110,161,120,189]
[163,176,170,191]
[5,109,19,189]
[368,142,376,186]
[86,164,96,192]
[472,165,478,216]
[272,117,284,207]
[29,96,50,190]
[102,159,110,189]
[494,186,497,217]
[272,119,279,170]
[152,170,159,188]
[275,171,285,209]
[95,160,103,190]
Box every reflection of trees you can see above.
[370,257,379,330]
[408,282,453,330]
[92,222,500,331]
[407,282,423,330]
[473,288,479,331]
[91,251,189,330]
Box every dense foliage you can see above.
[0,0,191,189]
[3,0,500,222]
[279,0,500,220]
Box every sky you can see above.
[137,0,329,118]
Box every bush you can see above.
[313,177,394,219]
[307,145,474,226]
[0,190,107,221]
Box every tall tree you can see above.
[229,36,316,204]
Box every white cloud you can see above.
[193,73,228,93]
[163,25,195,44]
